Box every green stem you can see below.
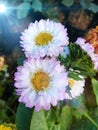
[84,112,98,128]
[51,106,59,124]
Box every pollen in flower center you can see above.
[68,79,75,88]
[31,71,50,91]
[35,32,53,46]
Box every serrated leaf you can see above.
[30,109,48,130]
[17,2,31,19]
[60,105,72,130]
[62,0,74,7]
[16,103,33,130]
[91,78,98,105]
[32,0,42,12]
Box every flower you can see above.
[20,19,69,58]
[85,26,98,54]
[14,58,68,111]
[0,123,16,130]
[76,38,98,70]
[68,77,85,98]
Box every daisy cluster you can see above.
[14,19,97,111]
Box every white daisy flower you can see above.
[76,38,98,70]
[20,19,69,58]
[14,58,68,111]
[68,78,85,99]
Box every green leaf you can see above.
[80,0,98,13]
[91,78,98,106]
[60,105,72,130]
[84,112,98,128]
[30,109,48,130]
[17,2,31,19]
[80,0,91,9]
[72,108,83,120]
[94,107,98,117]
[70,95,86,108]
[32,0,42,12]
[71,108,98,130]
[62,0,74,7]
[23,0,31,2]
[89,3,98,13]
[70,95,87,120]
[16,103,33,130]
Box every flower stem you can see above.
[51,106,59,124]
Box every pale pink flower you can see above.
[14,58,68,111]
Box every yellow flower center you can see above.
[35,32,53,46]
[68,78,75,88]
[31,71,50,91]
